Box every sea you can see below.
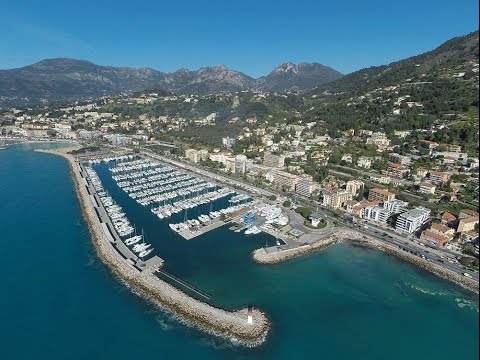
[0,142,478,360]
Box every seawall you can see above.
[35,148,270,347]
[252,230,479,294]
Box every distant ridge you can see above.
[311,30,479,96]
[0,59,343,107]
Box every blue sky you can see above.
[0,0,478,77]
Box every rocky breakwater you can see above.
[252,227,479,294]
[343,230,479,295]
[252,235,340,264]
[36,148,270,347]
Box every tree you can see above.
[295,207,312,219]
[283,200,291,208]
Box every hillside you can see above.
[0,59,342,107]
[313,31,479,95]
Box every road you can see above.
[140,149,478,282]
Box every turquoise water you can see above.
[0,143,478,360]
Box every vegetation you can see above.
[295,207,312,219]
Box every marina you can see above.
[2,144,477,360]
[81,164,163,270]
[90,155,260,241]
[33,147,271,346]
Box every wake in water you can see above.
[455,298,479,312]
[405,282,479,312]
[406,282,451,296]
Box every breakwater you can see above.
[252,230,479,294]
[36,148,270,347]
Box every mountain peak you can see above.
[0,58,343,105]
[273,62,297,74]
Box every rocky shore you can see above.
[253,230,479,294]
[36,148,270,347]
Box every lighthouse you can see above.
[247,305,253,325]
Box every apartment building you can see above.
[368,188,396,202]
[419,182,436,195]
[185,148,208,163]
[296,178,317,197]
[322,188,353,209]
[429,170,451,185]
[388,152,411,166]
[271,171,299,191]
[364,205,391,223]
[386,163,410,178]
[263,152,285,168]
[346,180,364,196]
[395,207,431,234]
[383,199,409,214]
[357,156,372,169]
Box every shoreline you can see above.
[35,148,270,348]
[252,230,479,294]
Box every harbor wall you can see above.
[35,148,270,347]
[252,230,479,294]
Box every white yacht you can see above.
[139,248,154,258]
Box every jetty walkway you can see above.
[35,148,270,347]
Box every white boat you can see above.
[125,235,142,245]
[139,248,154,258]
[245,226,260,235]
[132,243,151,253]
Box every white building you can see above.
[395,207,431,234]
[222,136,236,148]
[296,178,317,197]
[357,157,372,169]
[364,206,391,223]
[341,154,353,163]
[419,182,436,195]
[346,180,364,196]
[234,155,252,174]
[383,199,409,214]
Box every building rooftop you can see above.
[353,200,382,210]
[422,230,451,243]
[420,182,436,188]
[431,223,452,233]
[461,209,479,217]
[460,216,480,224]
[370,187,395,196]
[441,212,457,222]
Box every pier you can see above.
[78,163,164,272]
[157,269,212,301]
[175,218,229,240]
[35,148,271,347]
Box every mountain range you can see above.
[0,60,342,107]
[313,31,479,96]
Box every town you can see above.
[1,88,478,274]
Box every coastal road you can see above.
[139,150,478,283]
[343,222,479,281]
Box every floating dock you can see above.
[79,163,164,272]
[175,218,229,240]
